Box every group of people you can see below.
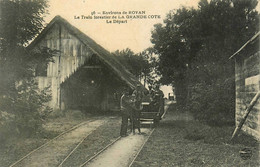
[120,84,143,137]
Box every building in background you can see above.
[28,16,145,111]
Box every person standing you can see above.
[120,89,134,137]
[120,92,127,137]
[132,84,143,134]
[154,85,164,118]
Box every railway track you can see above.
[9,119,96,167]
[57,103,165,167]
[57,130,96,167]
[79,136,122,167]
[9,120,155,167]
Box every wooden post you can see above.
[231,91,260,141]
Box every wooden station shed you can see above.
[230,31,260,140]
[27,15,145,111]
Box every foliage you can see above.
[0,0,48,45]
[0,79,52,136]
[0,0,50,93]
[113,48,151,85]
[151,0,259,124]
[187,79,235,126]
[0,0,53,138]
[137,47,161,87]
[113,48,162,88]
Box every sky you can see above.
[45,0,202,53]
[45,0,260,53]
[44,0,260,96]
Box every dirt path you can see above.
[15,118,108,167]
[85,128,152,167]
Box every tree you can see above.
[0,0,52,93]
[138,47,160,88]
[151,0,259,124]
[0,0,54,137]
[151,7,200,104]
[113,48,151,84]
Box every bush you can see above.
[0,79,52,139]
[187,79,235,126]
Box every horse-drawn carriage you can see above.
[140,90,165,126]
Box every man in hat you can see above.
[120,89,135,137]
[132,84,144,134]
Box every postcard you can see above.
[1,0,259,166]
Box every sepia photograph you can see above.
[0,0,259,166]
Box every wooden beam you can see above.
[231,91,260,141]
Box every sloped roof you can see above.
[28,15,146,91]
[229,31,260,59]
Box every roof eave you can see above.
[229,31,260,59]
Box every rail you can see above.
[57,131,94,167]
[128,128,155,167]
[79,136,121,167]
[9,120,94,167]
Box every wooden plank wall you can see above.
[37,76,59,108]
[235,51,260,140]
[36,23,94,109]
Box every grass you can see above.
[132,104,259,167]
[0,130,60,167]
